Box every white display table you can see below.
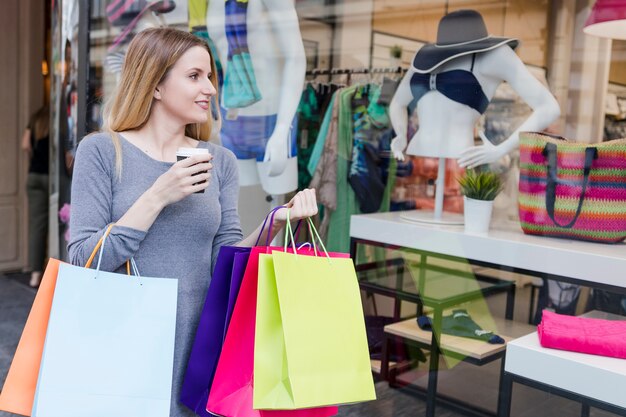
[350,211,626,417]
[350,211,626,291]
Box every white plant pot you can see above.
[463,197,494,235]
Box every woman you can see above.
[21,105,50,288]
[68,27,317,417]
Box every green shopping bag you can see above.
[254,218,376,409]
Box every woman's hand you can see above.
[148,153,213,208]
[273,188,318,223]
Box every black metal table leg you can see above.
[497,359,513,417]
[528,285,538,324]
[381,332,391,382]
[505,283,515,320]
[496,376,513,417]
[350,238,357,261]
[581,403,590,417]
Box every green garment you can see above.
[326,85,396,254]
[325,86,357,253]
[307,93,336,177]
[296,85,322,190]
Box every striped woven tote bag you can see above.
[518,132,626,243]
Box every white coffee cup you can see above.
[176,147,210,194]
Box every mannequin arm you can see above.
[389,69,415,161]
[458,46,560,168]
[261,0,306,176]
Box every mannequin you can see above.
[207,0,306,195]
[390,10,560,222]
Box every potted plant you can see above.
[458,169,503,234]
[389,45,402,67]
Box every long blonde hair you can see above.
[102,27,219,178]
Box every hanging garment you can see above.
[219,108,298,161]
[417,310,505,344]
[297,85,323,191]
[315,86,356,250]
[222,0,262,108]
[348,85,391,213]
[307,93,337,177]
[310,88,346,238]
[327,85,396,253]
[377,77,400,106]
[188,0,208,30]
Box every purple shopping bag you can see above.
[181,206,286,416]
[180,245,251,416]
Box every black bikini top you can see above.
[410,54,489,114]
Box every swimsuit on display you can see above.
[223,0,262,108]
[410,54,489,114]
[219,108,298,161]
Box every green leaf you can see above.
[457,168,503,201]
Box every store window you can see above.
[46,1,626,416]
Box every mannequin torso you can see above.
[391,45,560,166]
[206,0,306,193]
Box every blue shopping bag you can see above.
[32,227,178,417]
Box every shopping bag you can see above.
[207,214,341,417]
[0,259,61,416]
[31,225,178,417]
[180,245,251,416]
[254,219,376,409]
[519,132,626,243]
[182,206,290,415]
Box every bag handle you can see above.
[255,205,304,249]
[255,205,286,247]
[544,142,598,228]
[283,210,330,259]
[84,224,135,276]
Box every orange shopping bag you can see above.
[0,259,61,416]
[0,225,119,416]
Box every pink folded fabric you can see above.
[538,310,626,359]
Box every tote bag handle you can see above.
[84,224,137,276]
[544,142,597,228]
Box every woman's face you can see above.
[155,46,216,125]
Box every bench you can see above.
[381,315,535,416]
[498,311,626,417]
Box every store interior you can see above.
[2,1,626,416]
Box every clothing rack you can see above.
[306,66,406,84]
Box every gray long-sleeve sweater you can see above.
[68,132,243,417]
